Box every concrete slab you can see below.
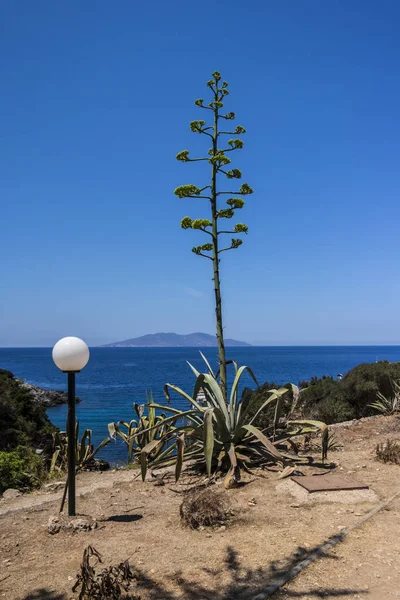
[291,474,369,493]
[277,479,378,505]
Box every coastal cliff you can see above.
[16,379,79,407]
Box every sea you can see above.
[2,346,400,464]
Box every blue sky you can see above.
[1,1,400,346]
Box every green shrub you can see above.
[309,396,355,425]
[340,361,400,417]
[300,376,339,411]
[248,361,400,428]
[0,369,56,451]
[0,446,45,494]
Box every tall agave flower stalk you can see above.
[174,71,253,401]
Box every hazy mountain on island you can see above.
[101,332,250,348]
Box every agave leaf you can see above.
[140,439,163,481]
[230,366,259,410]
[187,361,201,378]
[128,433,135,463]
[147,391,156,428]
[204,409,214,477]
[202,373,230,422]
[247,388,289,426]
[175,434,185,482]
[287,419,328,461]
[273,395,282,440]
[83,437,110,464]
[164,383,204,412]
[212,407,231,444]
[134,403,145,418]
[229,365,258,429]
[50,449,60,473]
[224,444,240,488]
[199,351,215,377]
[108,422,117,439]
[79,429,92,465]
[288,383,300,418]
[242,424,284,461]
[235,451,251,463]
[277,466,297,479]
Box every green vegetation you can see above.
[369,379,400,415]
[138,356,327,488]
[175,71,253,400]
[50,423,110,474]
[108,392,180,465]
[141,72,328,487]
[0,446,45,494]
[0,368,57,493]
[0,368,56,451]
[248,361,400,427]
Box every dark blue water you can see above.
[2,346,400,463]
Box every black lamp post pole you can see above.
[67,371,76,516]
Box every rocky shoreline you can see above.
[16,379,80,407]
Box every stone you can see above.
[71,518,95,532]
[47,516,61,535]
[2,489,21,500]
[44,481,65,492]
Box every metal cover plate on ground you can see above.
[291,475,369,493]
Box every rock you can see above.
[218,525,227,532]
[44,481,65,493]
[2,489,21,500]
[16,380,81,407]
[71,518,96,532]
[47,516,61,535]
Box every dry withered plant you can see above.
[72,545,138,600]
[180,486,230,529]
[376,439,400,465]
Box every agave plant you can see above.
[107,392,194,466]
[138,354,328,487]
[369,379,400,415]
[50,422,110,473]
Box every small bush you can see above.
[310,396,355,425]
[376,439,400,465]
[180,487,229,529]
[0,446,45,494]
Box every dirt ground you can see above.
[1,415,400,600]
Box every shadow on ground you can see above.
[137,544,368,599]
[21,538,369,600]
[20,590,67,600]
[105,513,143,523]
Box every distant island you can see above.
[100,332,251,348]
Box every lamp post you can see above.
[52,336,89,516]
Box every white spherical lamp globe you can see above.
[52,337,90,372]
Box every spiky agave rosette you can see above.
[133,354,328,488]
